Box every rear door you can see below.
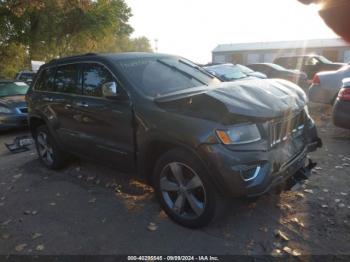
[33,65,82,148]
[70,63,135,170]
[50,64,83,148]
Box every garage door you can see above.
[344,50,350,63]
[247,54,260,64]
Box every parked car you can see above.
[27,53,322,228]
[247,63,308,89]
[0,80,29,131]
[203,64,256,82]
[204,63,267,80]
[333,78,350,129]
[15,70,36,85]
[274,55,345,80]
[235,64,267,79]
[309,65,350,104]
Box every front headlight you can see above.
[0,106,11,114]
[216,124,262,145]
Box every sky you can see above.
[126,0,338,64]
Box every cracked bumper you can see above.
[197,125,322,198]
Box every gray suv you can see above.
[26,53,322,228]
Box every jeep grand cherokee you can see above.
[26,53,322,228]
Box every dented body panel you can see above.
[27,53,322,198]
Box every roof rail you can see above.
[48,53,98,64]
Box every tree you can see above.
[0,42,27,79]
[0,0,152,78]
[126,37,153,52]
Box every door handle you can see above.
[75,102,89,108]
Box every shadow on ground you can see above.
[0,107,349,256]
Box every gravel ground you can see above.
[0,105,349,257]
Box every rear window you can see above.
[35,67,56,91]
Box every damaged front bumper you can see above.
[197,124,322,198]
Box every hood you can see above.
[155,79,307,121]
[0,95,26,108]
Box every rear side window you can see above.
[35,67,56,91]
[54,64,81,94]
[82,64,114,97]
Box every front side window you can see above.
[115,56,220,97]
[54,64,81,94]
[83,64,114,97]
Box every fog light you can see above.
[240,166,261,182]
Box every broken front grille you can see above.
[269,110,306,147]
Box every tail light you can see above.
[312,74,320,84]
[338,88,350,101]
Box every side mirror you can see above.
[102,81,118,97]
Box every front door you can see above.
[70,63,135,171]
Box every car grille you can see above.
[269,110,306,147]
[18,107,28,114]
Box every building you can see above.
[212,38,350,65]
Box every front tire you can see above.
[34,125,66,170]
[153,148,221,228]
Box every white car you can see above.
[309,65,350,104]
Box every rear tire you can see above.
[153,148,222,228]
[34,125,66,170]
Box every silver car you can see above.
[309,65,350,104]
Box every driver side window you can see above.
[83,64,116,97]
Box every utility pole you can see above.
[154,39,158,52]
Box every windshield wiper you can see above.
[179,59,215,78]
[157,59,206,85]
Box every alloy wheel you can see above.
[160,162,206,219]
[37,132,54,166]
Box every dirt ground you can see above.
[0,104,349,257]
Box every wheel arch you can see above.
[28,115,46,137]
[138,139,202,181]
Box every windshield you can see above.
[115,56,221,97]
[0,82,29,97]
[204,65,248,82]
[236,64,254,74]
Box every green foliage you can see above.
[0,0,152,78]
[0,42,28,79]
